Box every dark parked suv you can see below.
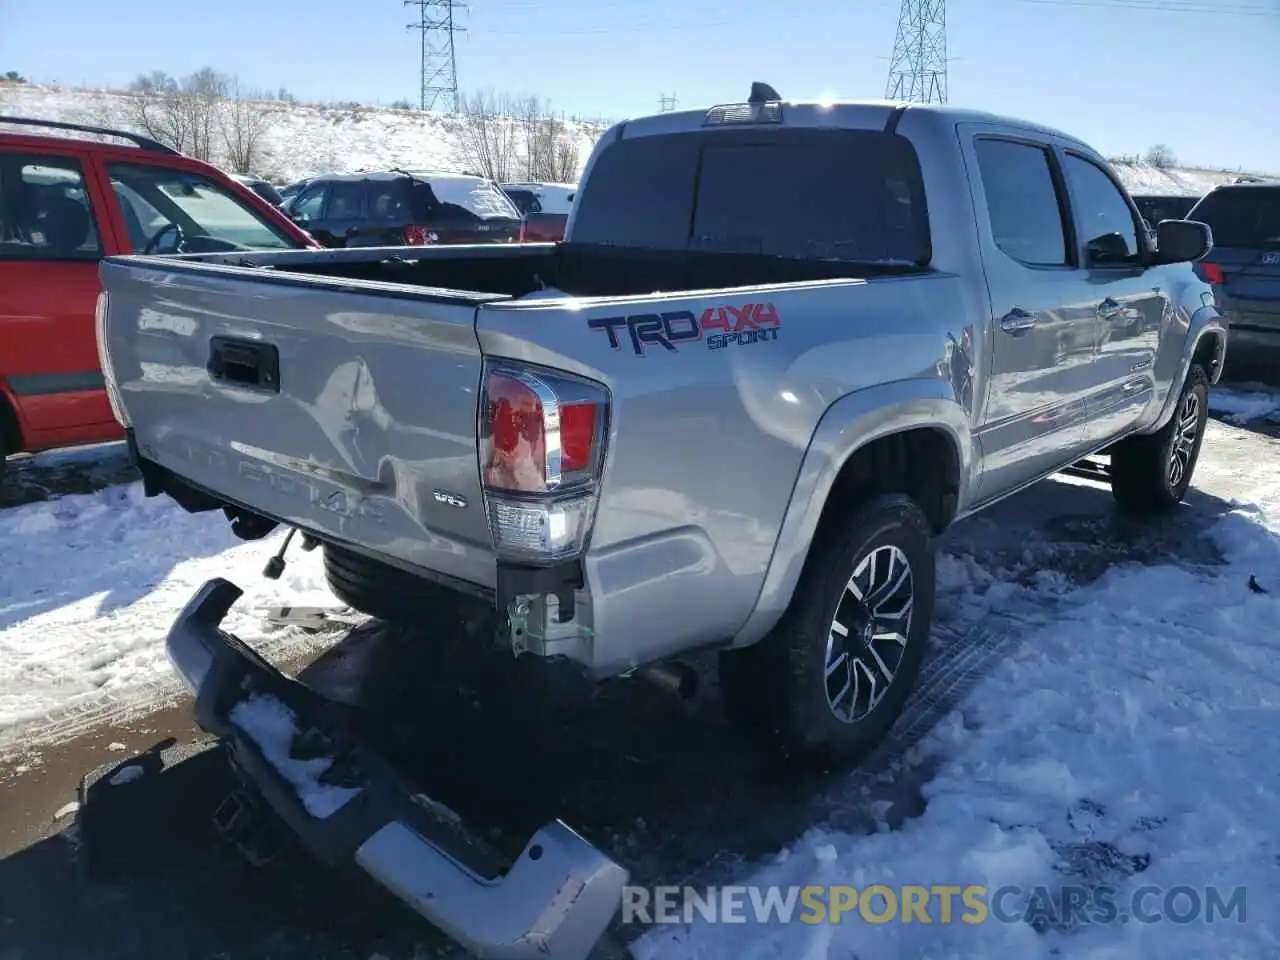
[281,170,524,248]
[1132,193,1199,232]
[1187,181,1280,371]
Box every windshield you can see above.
[107,163,299,252]
[1188,186,1280,249]
[420,176,522,221]
[570,128,930,263]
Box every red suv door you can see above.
[0,143,123,455]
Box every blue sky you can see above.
[2,0,1277,172]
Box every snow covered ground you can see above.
[632,417,1280,958]
[1208,382,1280,426]
[0,83,1268,195]
[3,387,1280,957]
[0,83,606,185]
[0,473,340,757]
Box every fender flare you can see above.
[1140,304,1226,436]
[730,378,972,648]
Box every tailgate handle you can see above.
[208,337,280,393]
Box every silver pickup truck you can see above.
[96,84,1225,959]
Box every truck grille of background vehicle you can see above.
[479,364,608,564]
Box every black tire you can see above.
[718,493,936,768]
[322,543,489,630]
[1110,364,1208,514]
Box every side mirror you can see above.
[1154,219,1213,264]
[1085,231,1132,265]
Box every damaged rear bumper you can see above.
[167,578,629,960]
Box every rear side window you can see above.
[973,138,1068,267]
[0,154,102,261]
[571,128,930,263]
[1189,187,1280,249]
[368,180,412,221]
[326,181,366,220]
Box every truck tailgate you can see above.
[101,258,498,590]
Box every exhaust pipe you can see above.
[638,662,699,699]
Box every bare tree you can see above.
[551,132,579,183]
[125,67,228,160]
[454,89,519,182]
[1145,143,1177,169]
[184,67,229,161]
[220,79,273,173]
[127,70,189,152]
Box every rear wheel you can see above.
[718,493,935,768]
[1110,364,1208,513]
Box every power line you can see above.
[405,0,467,112]
[1015,0,1275,13]
[885,0,949,104]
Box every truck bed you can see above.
[175,241,928,300]
[101,241,945,634]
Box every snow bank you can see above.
[1,84,1265,196]
[0,84,605,186]
[1209,384,1280,425]
[635,482,1280,957]
[0,478,339,751]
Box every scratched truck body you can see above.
[96,86,1225,960]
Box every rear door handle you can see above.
[1000,307,1037,333]
[208,336,280,393]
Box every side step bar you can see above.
[166,578,629,960]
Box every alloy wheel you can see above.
[823,544,915,723]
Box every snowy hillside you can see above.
[1,82,1268,196]
[0,83,608,185]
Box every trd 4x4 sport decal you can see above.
[588,303,781,356]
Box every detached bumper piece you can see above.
[167,578,629,960]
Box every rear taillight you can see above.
[1200,262,1226,285]
[479,364,608,563]
[404,225,436,245]
[94,291,130,427]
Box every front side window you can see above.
[0,154,102,261]
[289,183,327,221]
[1063,154,1142,266]
[106,163,300,254]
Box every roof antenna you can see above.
[748,82,781,103]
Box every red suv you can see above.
[0,116,317,475]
